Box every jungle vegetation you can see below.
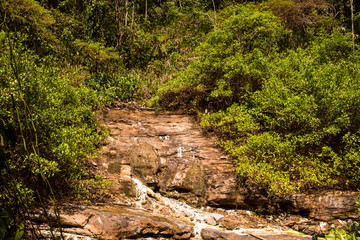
[0,0,360,238]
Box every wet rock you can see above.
[201,228,250,240]
[117,178,137,197]
[119,164,132,179]
[219,214,244,230]
[100,109,248,207]
[292,224,319,236]
[130,143,161,185]
[181,161,207,196]
[204,215,217,226]
[31,206,194,240]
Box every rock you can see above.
[59,211,93,227]
[201,228,250,240]
[204,215,217,225]
[283,192,360,221]
[119,164,132,179]
[181,161,207,196]
[85,207,194,239]
[99,108,360,231]
[31,206,194,240]
[129,142,161,184]
[211,213,225,223]
[201,228,313,240]
[117,178,137,197]
[100,109,248,207]
[219,214,244,230]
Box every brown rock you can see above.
[201,228,251,240]
[130,142,161,184]
[84,207,194,240]
[101,109,247,207]
[32,206,194,240]
[285,192,360,221]
[220,214,244,230]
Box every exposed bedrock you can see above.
[100,108,359,225]
[31,206,194,240]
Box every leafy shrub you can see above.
[155,3,360,195]
[0,31,108,237]
[154,3,289,110]
[313,222,360,240]
[86,72,142,102]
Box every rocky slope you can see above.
[31,104,359,239]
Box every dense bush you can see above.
[86,72,142,102]
[154,4,289,110]
[0,31,108,207]
[154,3,360,194]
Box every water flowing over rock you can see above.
[101,108,247,207]
[31,105,359,239]
[100,107,359,221]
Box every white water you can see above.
[131,177,309,238]
[177,146,182,158]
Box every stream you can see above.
[131,176,311,239]
[32,106,358,239]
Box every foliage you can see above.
[86,72,142,102]
[313,222,360,240]
[1,0,360,236]
[153,2,360,195]
[154,4,289,110]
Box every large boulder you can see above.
[31,206,194,240]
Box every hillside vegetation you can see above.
[0,0,360,237]
[153,2,360,195]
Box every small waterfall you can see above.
[130,177,228,237]
[128,177,310,238]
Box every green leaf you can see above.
[14,222,24,240]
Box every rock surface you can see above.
[201,228,251,240]
[101,108,247,207]
[284,192,359,221]
[32,205,194,240]
[100,107,359,219]
[201,228,312,240]
[92,106,359,238]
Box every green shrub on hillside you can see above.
[0,32,108,236]
[155,4,289,110]
[154,3,360,194]
[86,72,142,102]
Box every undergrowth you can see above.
[152,3,360,195]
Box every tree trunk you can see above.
[351,0,355,52]
[115,0,123,49]
[211,0,217,26]
[179,0,182,9]
[125,0,129,26]
[145,0,148,21]
[131,2,135,29]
